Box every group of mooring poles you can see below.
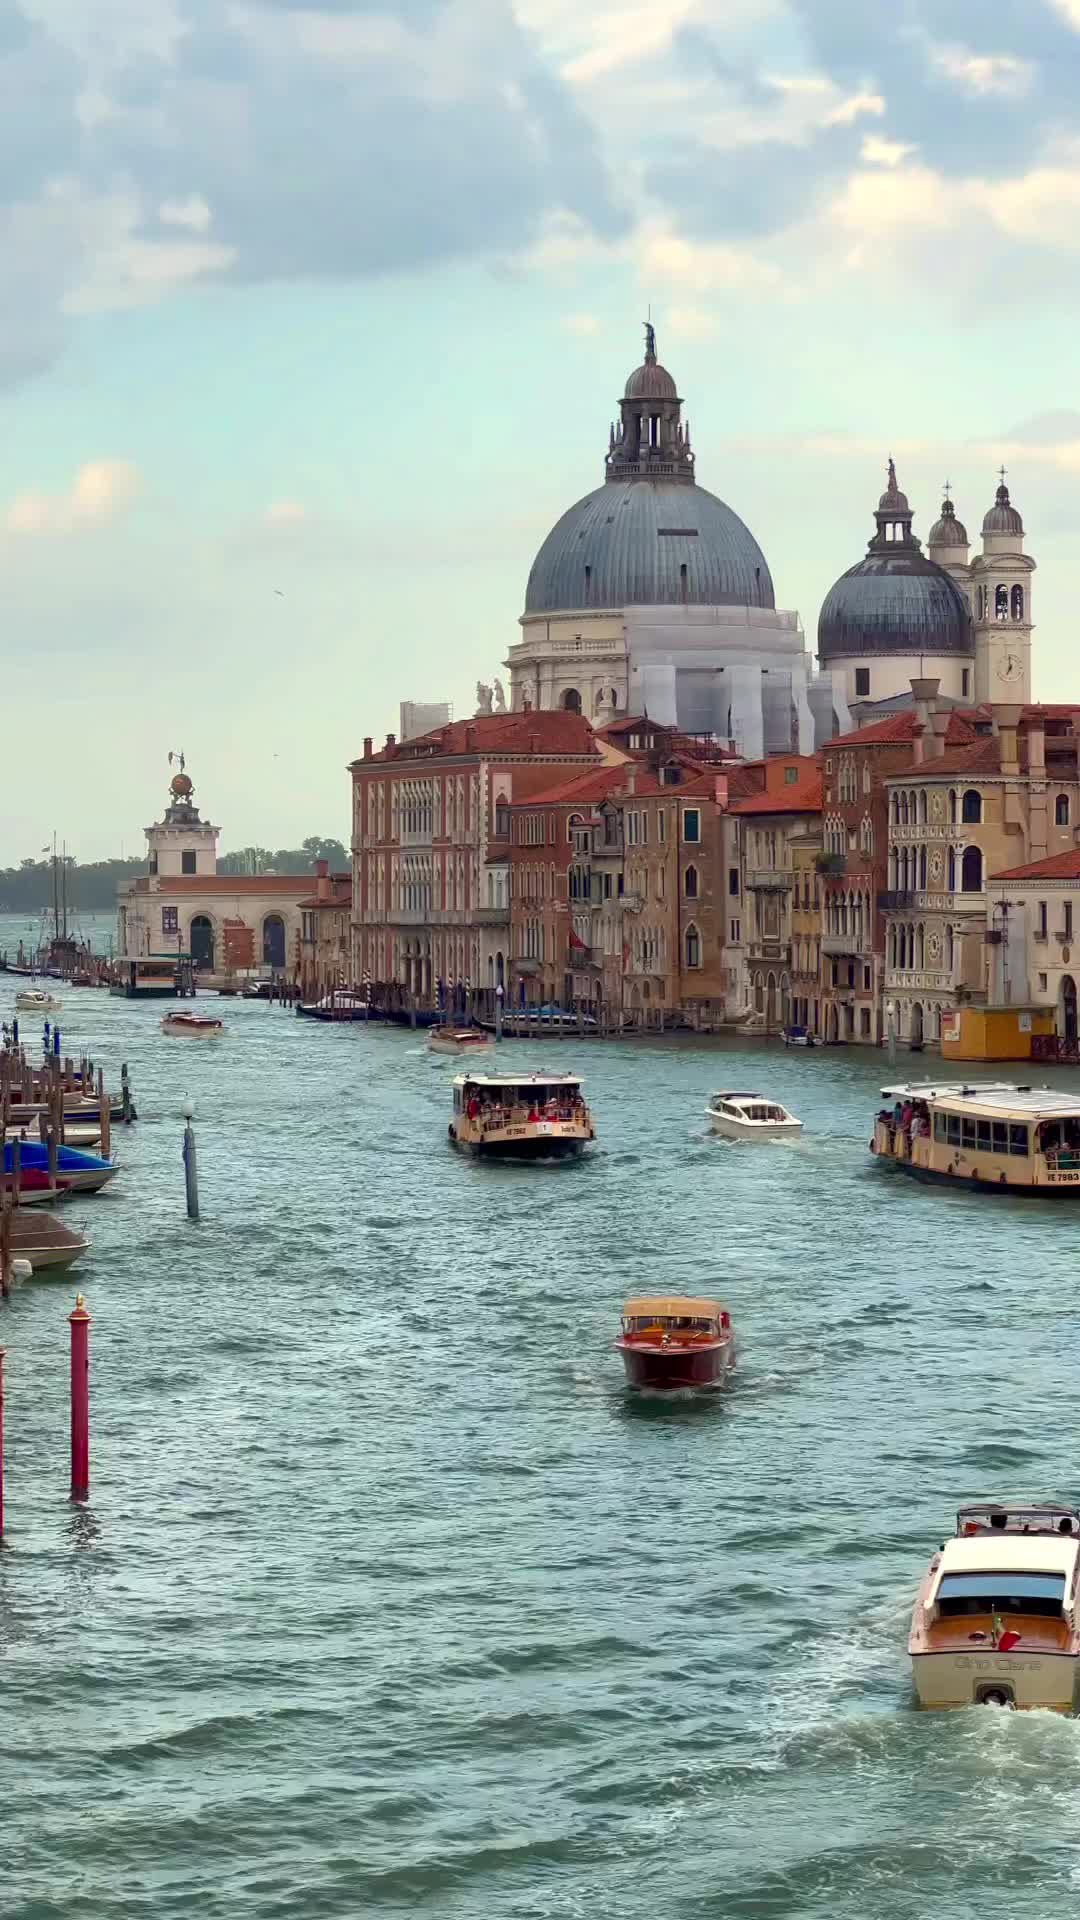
[0,1293,90,1543]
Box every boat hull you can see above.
[911,1648,1079,1713]
[161,1019,223,1037]
[617,1339,733,1391]
[450,1130,587,1160]
[871,1142,1080,1197]
[708,1115,802,1139]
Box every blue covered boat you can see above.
[3,1140,118,1194]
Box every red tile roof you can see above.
[512,766,630,808]
[895,737,1006,778]
[993,849,1080,881]
[731,774,822,816]
[296,879,352,908]
[827,711,976,749]
[354,711,599,764]
[130,874,318,895]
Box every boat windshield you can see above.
[937,1572,1066,1619]
[957,1506,1080,1536]
[623,1315,717,1335]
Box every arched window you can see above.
[996,585,1009,621]
[949,789,957,825]
[946,924,955,973]
[961,789,982,825]
[1057,794,1071,827]
[560,688,582,714]
[916,924,925,968]
[948,846,957,891]
[961,846,983,892]
[918,846,927,889]
[1011,585,1024,621]
[684,864,699,899]
[918,790,928,824]
[899,925,908,969]
[684,924,701,969]
[977,585,986,621]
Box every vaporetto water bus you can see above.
[449,1072,594,1159]
[872,1081,1080,1193]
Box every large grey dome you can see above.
[818,460,973,661]
[818,551,972,659]
[524,479,776,615]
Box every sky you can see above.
[5,0,1080,859]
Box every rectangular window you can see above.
[947,1114,962,1145]
[976,1119,993,1149]
[863,965,871,991]
[860,1007,870,1036]
[730,918,740,944]
[1038,971,1048,990]
[729,867,740,897]
[683,808,701,844]
[991,1122,1008,1154]
[961,668,971,698]
[854,667,870,697]
[1066,903,1074,939]
[1037,901,1048,939]
[657,810,666,843]
[149,852,158,875]
[1010,1123,1030,1156]
[181,850,197,875]
[162,905,178,935]
[961,1118,978,1148]
[784,765,798,784]
[934,1113,947,1143]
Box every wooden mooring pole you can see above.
[69,1294,90,1503]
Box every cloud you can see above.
[562,311,601,334]
[930,46,1034,98]
[264,500,308,524]
[5,459,140,534]
[0,0,622,382]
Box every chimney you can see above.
[363,735,372,758]
[929,711,949,759]
[385,732,396,750]
[315,857,329,900]
[995,703,1022,775]
[625,765,637,796]
[910,677,939,764]
[714,774,728,809]
[912,724,925,767]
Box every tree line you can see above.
[0,838,350,912]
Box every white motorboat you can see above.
[428,1027,493,1058]
[706,1091,803,1139]
[15,986,62,1014]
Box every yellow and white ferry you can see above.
[449,1072,595,1160]
[871,1081,1080,1194]
[910,1505,1080,1712]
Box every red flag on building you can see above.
[569,929,587,950]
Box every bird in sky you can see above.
[274,589,285,597]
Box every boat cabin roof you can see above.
[881,1081,1080,1121]
[623,1296,723,1318]
[956,1503,1080,1536]
[934,1535,1080,1585]
[453,1072,582,1090]
[712,1091,768,1105]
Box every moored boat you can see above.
[161,1010,224,1037]
[448,1072,594,1158]
[909,1504,1080,1711]
[3,1141,118,1194]
[706,1091,803,1139]
[616,1297,735,1391]
[9,1210,89,1272]
[872,1082,1080,1194]
[782,1024,818,1048]
[428,1027,492,1058]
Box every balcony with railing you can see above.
[821,933,870,957]
[748,868,793,891]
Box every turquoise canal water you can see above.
[5,941,1080,1917]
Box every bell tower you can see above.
[971,472,1034,704]
[145,758,219,885]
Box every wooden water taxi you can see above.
[161,1010,224,1037]
[873,1082,1080,1194]
[616,1297,735,1391]
[448,1072,594,1159]
[706,1091,803,1139]
[428,1027,492,1058]
[909,1505,1080,1711]
[9,1210,89,1272]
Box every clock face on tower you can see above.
[1002,654,1021,681]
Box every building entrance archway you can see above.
[1062,974,1078,1045]
[263,914,286,970]
[190,915,214,970]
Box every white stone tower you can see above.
[146,763,219,883]
[926,488,972,597]
[971,473,1035,705]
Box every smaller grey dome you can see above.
[928,495,968,548]
[624,359,678,401]
[983,479,1023,537]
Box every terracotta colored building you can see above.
[349,710,599,1006]
[731,755,821,1033]
[298,862,352,997]
[507,766,628,1008]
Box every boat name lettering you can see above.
[1048,1173,1080,1184]
[951,1656,1044,1672]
